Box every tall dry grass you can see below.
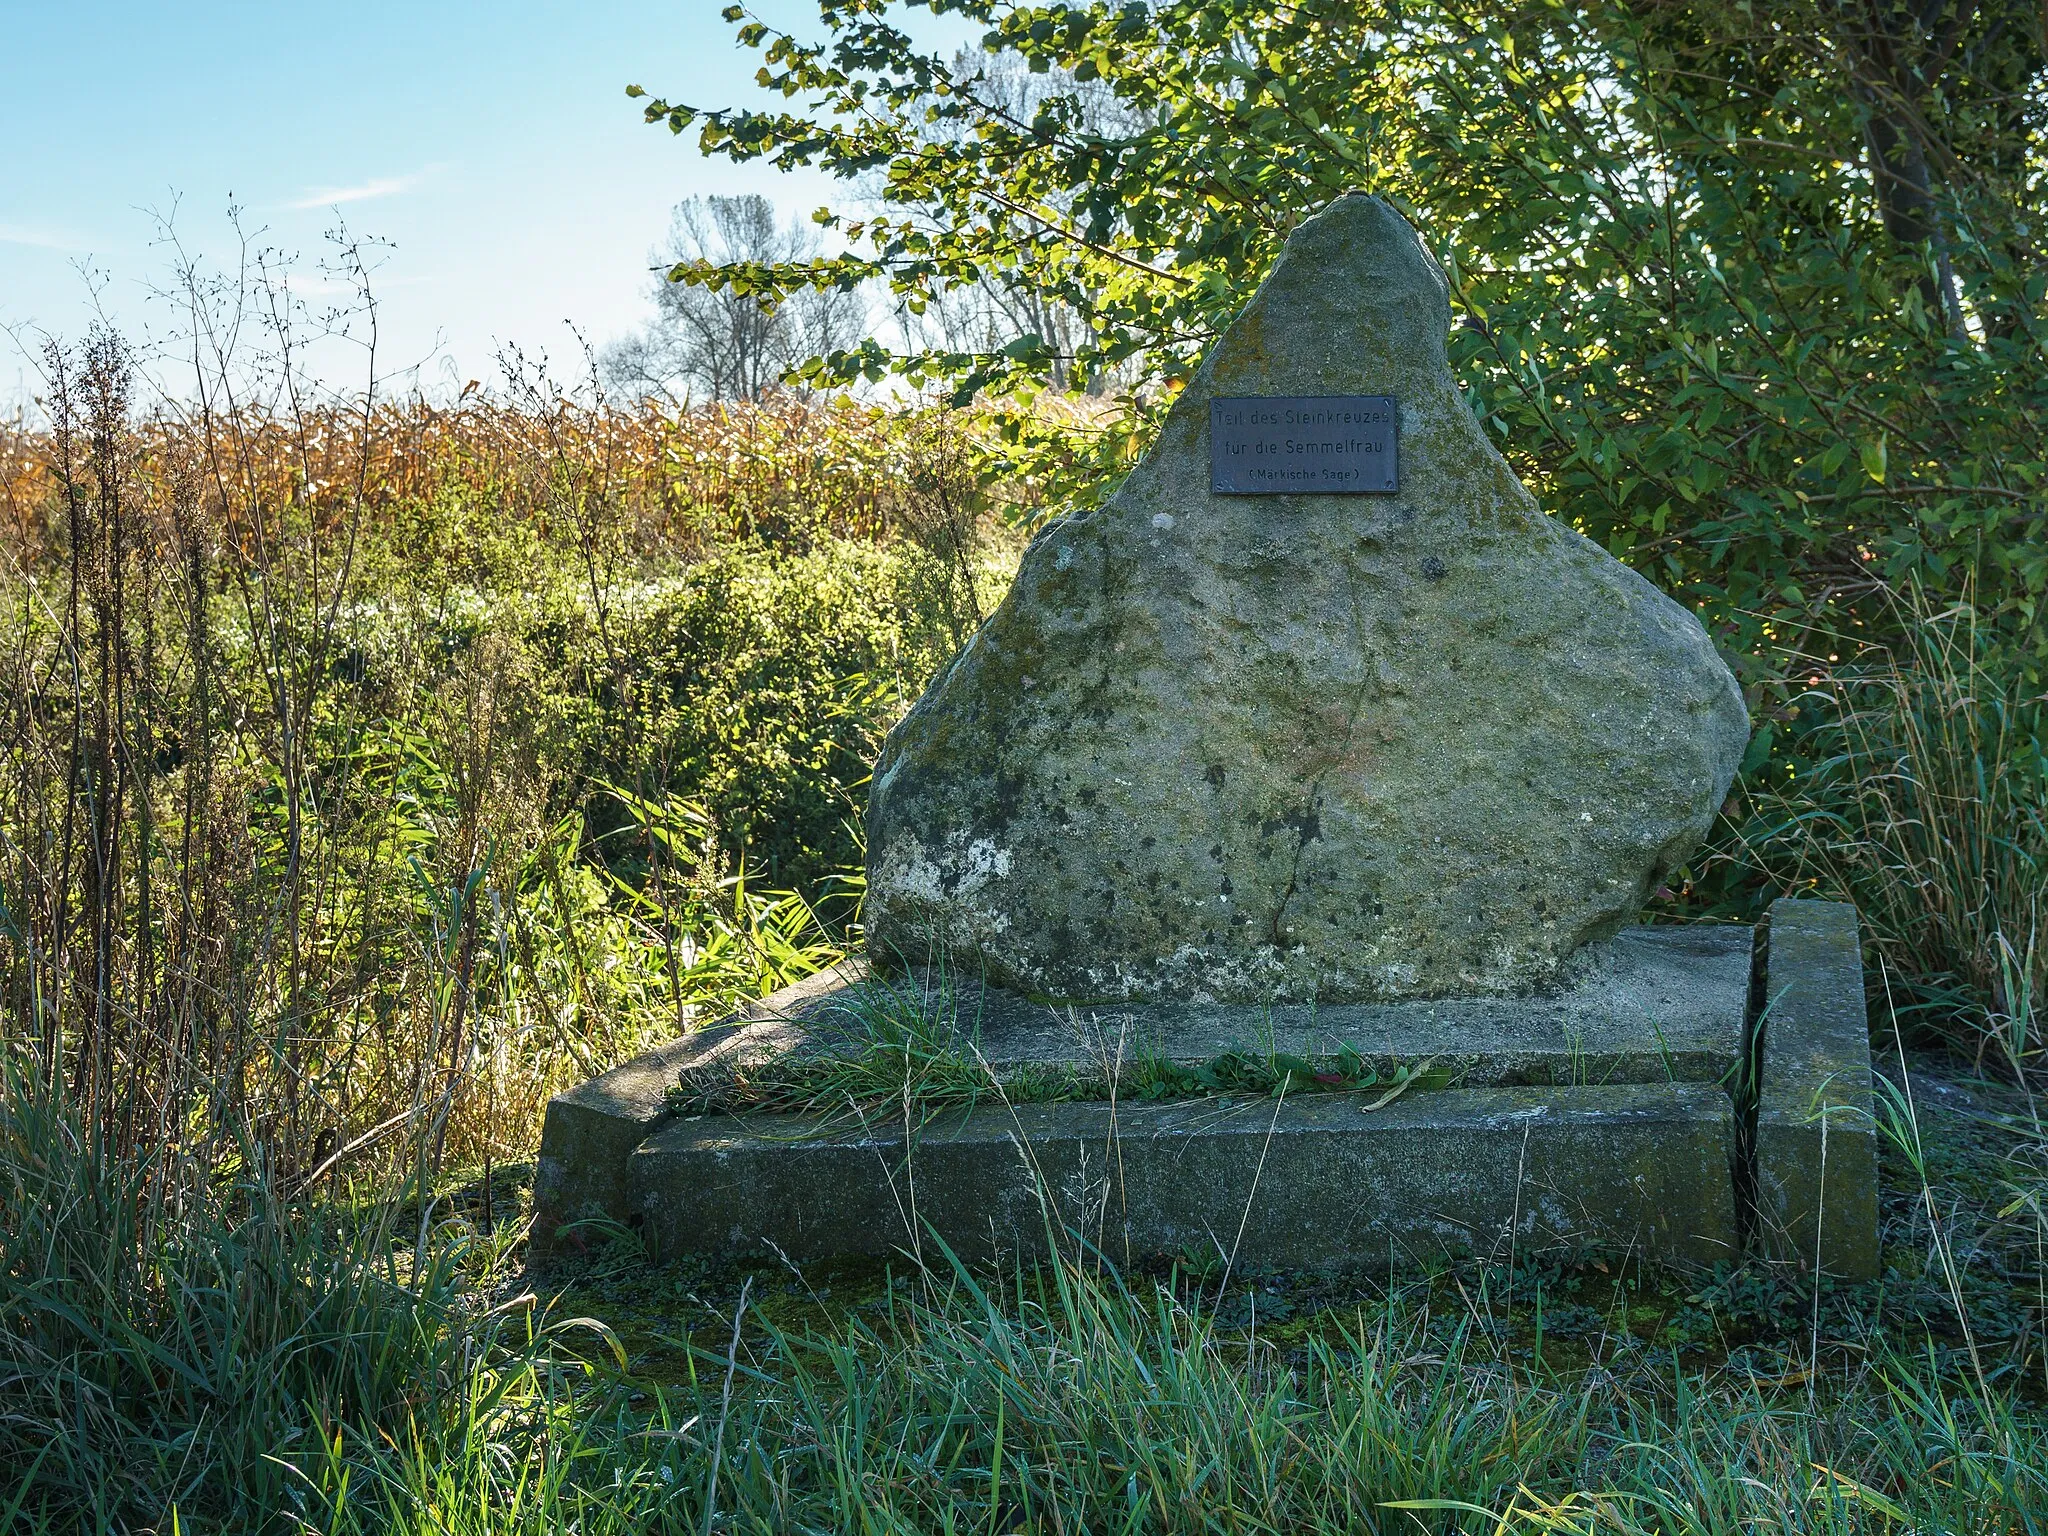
[1739,593,2046,1080]
[0,315,993,1525]
[4,387,945,567]
[0,314,1021,1197]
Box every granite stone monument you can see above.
[864,194,1750,1003]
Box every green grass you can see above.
[403,1050,2048,1536]
[12,1040,2041,1533]
[666,973,1457,1123]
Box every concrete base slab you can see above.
[757,922,1753,1089]
[531,965,860,1245]
[532,906,1875,1277]
[631,1083,1738,1270]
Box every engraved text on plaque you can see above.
[1210,395,1397,495]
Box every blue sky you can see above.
[0,1,973,404]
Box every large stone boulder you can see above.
[866,194,1748,1003]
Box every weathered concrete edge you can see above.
[1754,898,1880,1280]
[629,1082,1739,1273]
[529,961,867,1257]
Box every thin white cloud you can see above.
[282,165,439,211]
[0,222,91,251]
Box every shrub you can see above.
[654,0,2048,682]
[544,539,1012,893]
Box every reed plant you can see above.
[1738,590,2046,1080]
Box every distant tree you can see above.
[892,51,1150,396]
[603,195,865,403]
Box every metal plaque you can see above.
[1209,395,1398,495]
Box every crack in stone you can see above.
[1269,601,1379,952]
[1267,845,1306,950]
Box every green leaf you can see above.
[1738,722,1774,777]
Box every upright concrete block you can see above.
[1754,898,1881,1280]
